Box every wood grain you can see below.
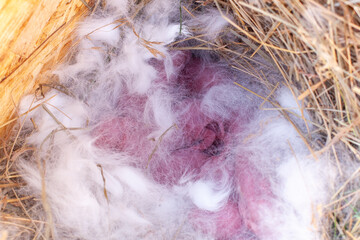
[0,0,88,135]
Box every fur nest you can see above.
[0,0,359,239]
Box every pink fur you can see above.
[12,2,333,239]
[94,51,272,239]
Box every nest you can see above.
[0,0,359,239]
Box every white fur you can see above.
[7,1,336,239]
[188,180,230,211]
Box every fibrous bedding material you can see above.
[7,0,335,239]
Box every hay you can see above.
[0,0,359,239]
[207,0,360,239]
[0,1,89,238]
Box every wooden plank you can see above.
[0,0,88,135]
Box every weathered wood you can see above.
[0,0,87,135]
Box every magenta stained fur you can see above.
[94,50,273,239]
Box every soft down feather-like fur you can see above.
[8,1,336,239]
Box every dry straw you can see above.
[0,0,359,239]
[0,0,89,239]
[209,0,360,239]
